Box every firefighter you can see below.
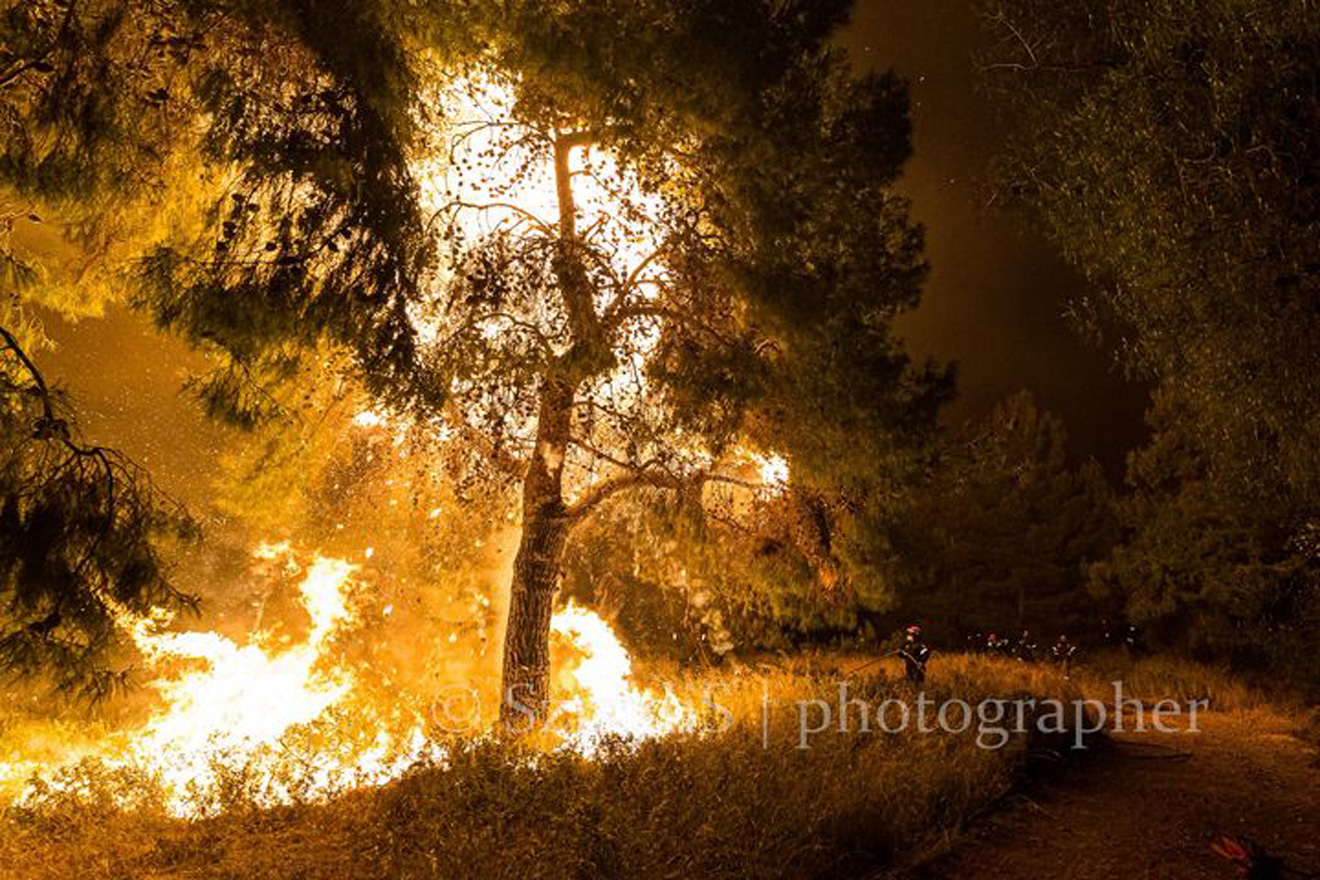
[1123,623,1147,657]
[1014,630,1037,662]
[898,624,931,685]
[1050,634,1077,679]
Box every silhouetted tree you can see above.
[886,393,1117,639]
[979,0,1320,682]
[0,325,196,696]
[1090,391,1320,685]
[0,0,214,692]
[978,0,1320,507]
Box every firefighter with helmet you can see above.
[898,624,931,685]
[1051,634,1077,679]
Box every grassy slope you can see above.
[0,654,1292,880]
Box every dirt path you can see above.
[912,711,1320,879]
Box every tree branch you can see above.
[565,466,687,520]
[1,323,187,517]
[431,199,554,235]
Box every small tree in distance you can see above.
[885,392,1117,639]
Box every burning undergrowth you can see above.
[2,657,1092,880]
[0,541,1106,879]
[0,542,699,818]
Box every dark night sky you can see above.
[39,0,1151,509]
[841,0,1150,471]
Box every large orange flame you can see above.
[113,544,434,814]
[552,602,696,754]
[1,545,701,816]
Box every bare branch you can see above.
[431,199,554,235]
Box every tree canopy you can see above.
[1,0,947,707]
[979,0,1320,506]
[979,0,1320,682]
[0,325,196,696]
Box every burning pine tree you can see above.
[2,0,946,722]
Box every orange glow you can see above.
[2,546,702,816]
[551,602,696,754]
[23,545,436,816]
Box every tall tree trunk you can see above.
[499,131,600,731]
[499,378,574,729]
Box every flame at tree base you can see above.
[1,546,699,817]
[550,603,697,754]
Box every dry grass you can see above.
[1070,651,1274,712]
[0,653,1286,880]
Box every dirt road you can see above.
[912,711,1320,879]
